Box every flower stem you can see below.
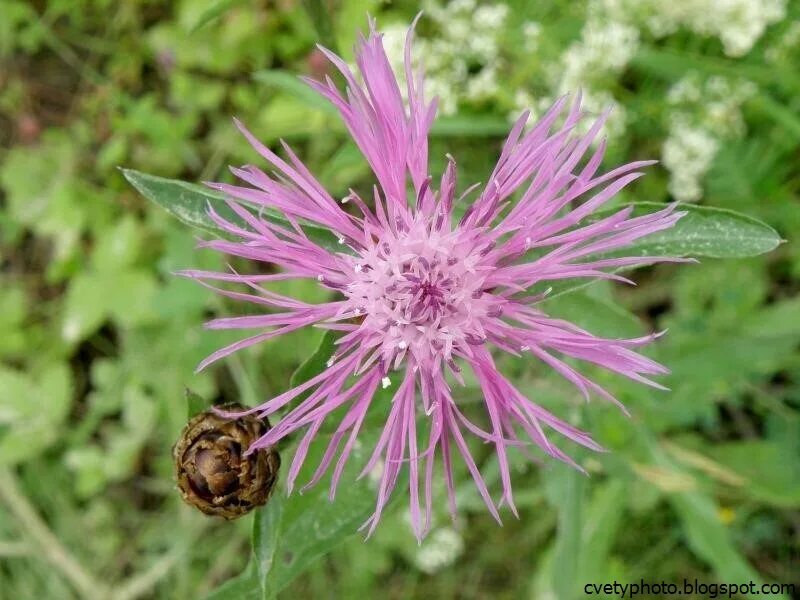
[552,465,585,600]
[0,466,110,599]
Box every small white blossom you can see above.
[413,527,465,574]
[382,2,509,115]
[662,73,756,202]
[602,0,787,57]
[522,21,542,52]
[663,118,719,202]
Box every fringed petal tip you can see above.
[182,17,691,541]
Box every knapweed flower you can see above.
[183,19,685,539]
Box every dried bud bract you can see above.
[174,405,280,519]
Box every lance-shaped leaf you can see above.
[597,202,782,259]
[121,168,340,250]
[251,433,381,597]
[185,387,210,419]
[543,202,782,299]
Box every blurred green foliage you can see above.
[0,1,798,598]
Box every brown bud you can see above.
[174,405,280,519]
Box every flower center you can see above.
[394,258,452,323]
[343,219,501,365]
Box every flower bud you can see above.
[174,405,280,519]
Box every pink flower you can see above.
[183,19,686,539]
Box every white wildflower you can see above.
[522,21,542,52]
[662,74,756,201]
[382,1,510,115]
[663,118,719,202]
[602,0,787,57]
[413,527,465,574]
[541,16,638,134]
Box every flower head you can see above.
[183,18,685,539]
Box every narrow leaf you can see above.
[638,428,784,598]
[300,0,338,53]
[185,388,209,419]
[252,432,381,595]
[121,168,340,250]
[253,494,284,598]
[549,464,585,600]
[632,48,800,96]
[203,562,261,600]
[579,481,627,581]
[249,327,396,594]
[544,202,782,300]
[190,0,246,32]
[253,70,338,115]
[598,202,782,259]
[290,331,337,389]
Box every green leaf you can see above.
[253,70,338,116]
[632,47,800,96]
[286,330,337,419]
[601,203,783,259]
[637,428,784,598]
[190,0,247,32]
[124,169,780,306]
[120,168,340,250]
[545,203,782,300]
[0,363,73,465]
[203,324,384,597]
[744,297,800,337]
[749,93,800,141]
[121,168,246,236]
[548,465,585,600]
[708,441,800,508]
[290,330,337,389]
[203,562,261,600]
[185,388,209,419]
[207,326,389,596]
[673,496,764,589]
[61,273,108,343]
[300,0,338,53]
[579,481,627,581]
[0,285,27,358]
[62,270,158,343]
[541,291,643,338]
[245,329,389,595]
[252,432,381,596]
[91,216,143,272]
[105,270,158,327]
[288,331,399,434]
[252,493,284,594]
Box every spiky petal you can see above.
[183,20,686,540]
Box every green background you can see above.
[1,0,798,598]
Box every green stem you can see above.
[112,542,188,600]
[301,0,338,53]
[0,466,110,599]
[0,539,32,557]
[552,465,585,600]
